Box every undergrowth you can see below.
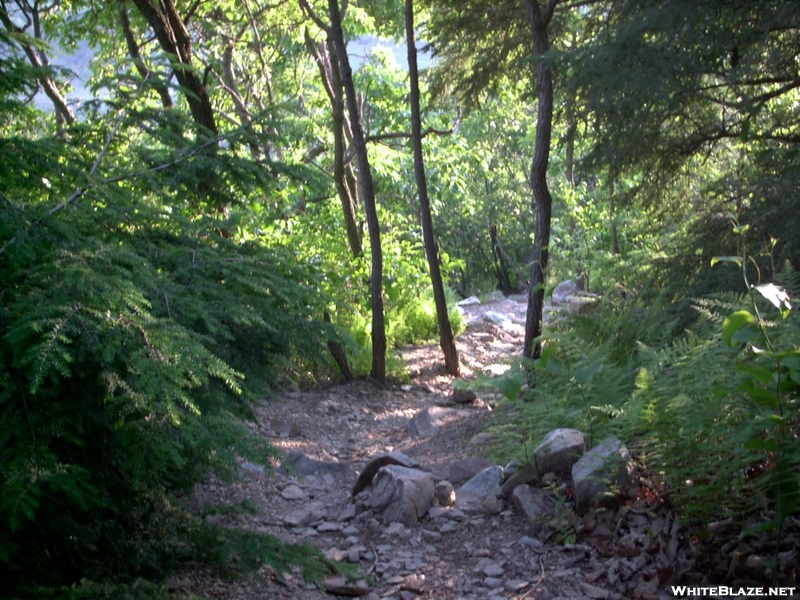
[485,259,799,542]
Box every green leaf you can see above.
[732,224,750,235]
[723,310,755,346]
[575,363,601,384]
[493,365,524,401]
[731,324,761,344]
[744,438,779,452]
[711,256,743,268]
[745,388,779,408]
[735,363,773,383]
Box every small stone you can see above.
[281,484,306,500]
[348,547,361,563]
[385,522,406,535]
[484,577,503,588]
[483,563,505,577]
[518,535,543,549]
[505,580,529,593]
[439,522,458,533]
[317,521,341,532]
[452,386,478,404]
[399,591,418,600]
[323,576,369,596]
[338,504,357,521]
[342,524,360,535]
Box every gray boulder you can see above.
[511,484,555,526]
[352,452,420,497]
[447,456,496,486]
[572,437,637,515]
[454,465,504,513]
[551,279,581,305]
[369,465,435,525]
[534,428,587,478]
[457,296,481,307]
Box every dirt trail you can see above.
[169,299,674,600]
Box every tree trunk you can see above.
[406,0,460,377]
[523,0,557,361]
[490,223,514,295]
[0,7,75,126]
[305,31,363,257]
[129,0,217,139]
[609,176,620,255]
[327,0,386,381]
[118,2,174,109]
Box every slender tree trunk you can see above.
[406,0,460,376]
[0,7,75,126]
[609,176,620,255]
[523,0,557,361]
[327,0,386,381]
[305,31,363,257]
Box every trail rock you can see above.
[454,465,504,513]
[451,387,478,404]
[457,296,481,307]
[552,280,581,305]
[534,428,587,478]
[572,437,636,515]
[323,576,369,596]
[408,406,457,438]
[281,484,306,500]
[352,452,421,496]
[512,484,555,525]
[448,456,496,486]
[499,462,540,498]
[284,501,326,527]
[369,465,435,526]
[280,450,356,480]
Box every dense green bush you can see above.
[0,122,337,596]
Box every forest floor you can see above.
[165,298,796,600]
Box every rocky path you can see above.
[169,295,679,600]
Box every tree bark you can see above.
[609,176,620,255]
[129,0,217,139]
[304,30,363,257]
[326,0,386,381]
[523,0,557,361]
[118,2,174,109]
[406,0,460,377]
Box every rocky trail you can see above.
[164,293,788,600]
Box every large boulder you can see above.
[447,456,496,486]
[551,279,581,305]
[534,428,588,478]
[352,452,420,496]
[369,465,435,526]
[572,437,637,515]
[454,465,505,513]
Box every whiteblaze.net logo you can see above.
[670,586,797,597]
